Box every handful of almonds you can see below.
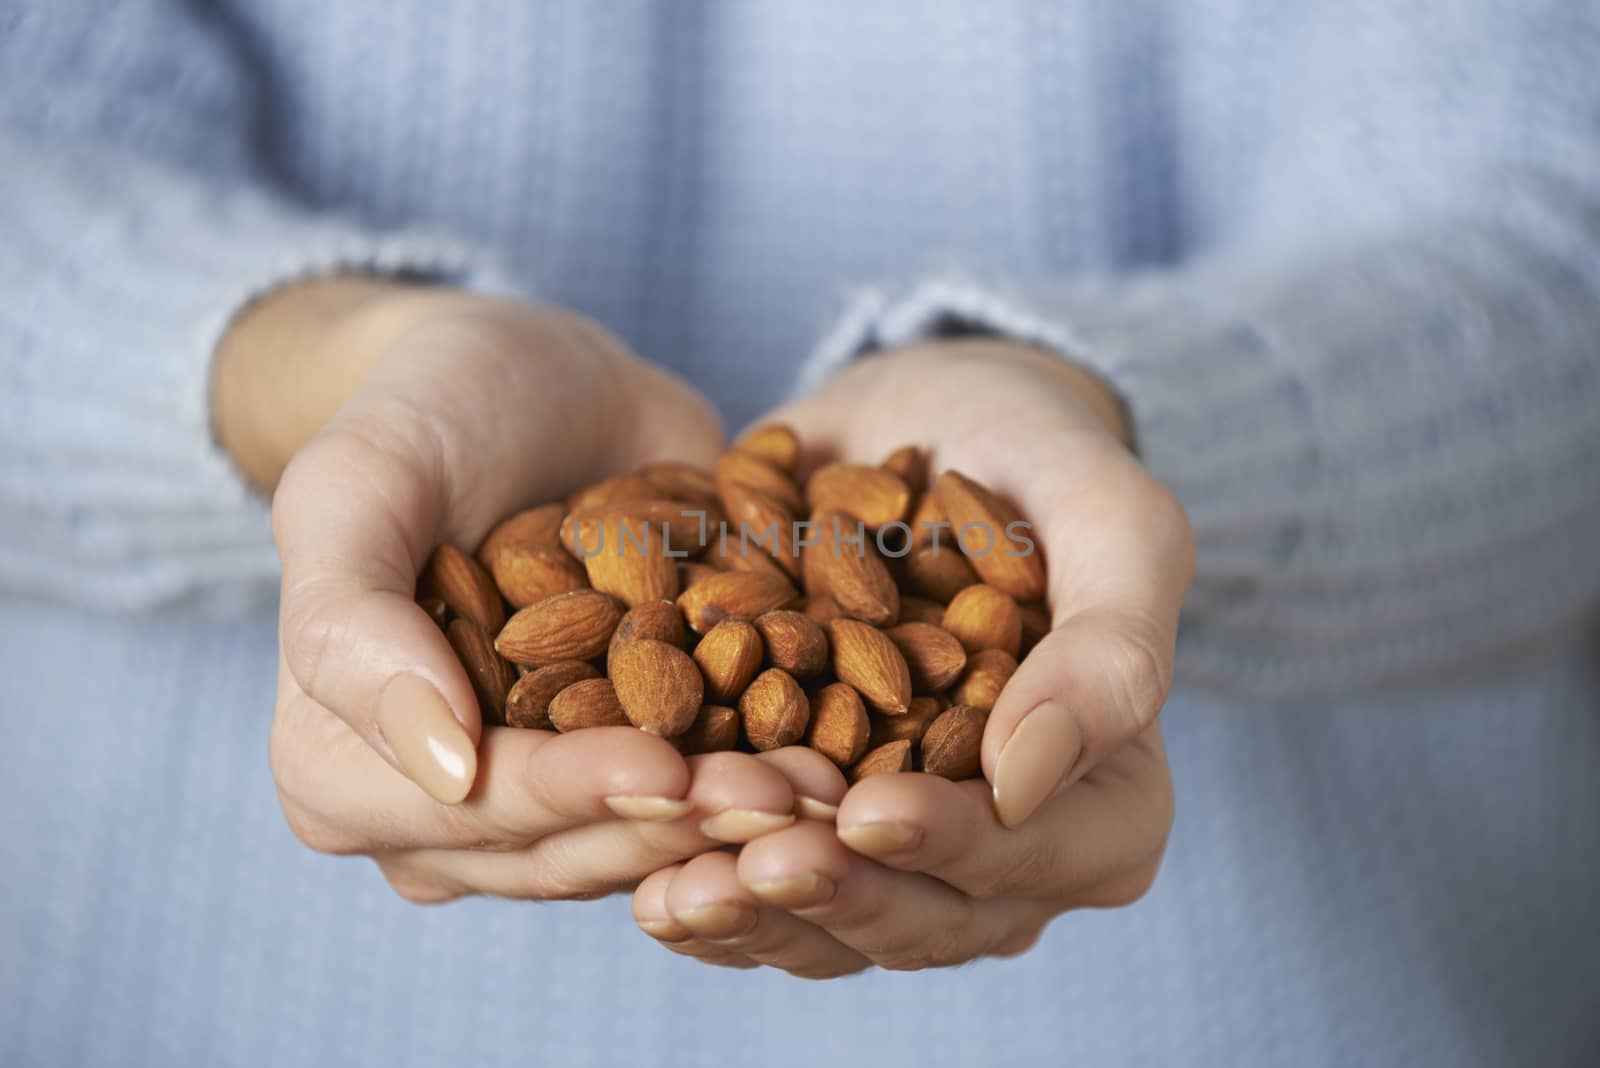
[419,424,1049,786]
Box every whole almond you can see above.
[719,482,802,579]
[565,499,722,558]
[714,450,806,515]
[567,474,659,513]
[1019,603,1051,656]
[674,704,741,755]
[490,543,588,609]
[905,543,980,603]
[880,445,927,494]
[755,610,829,678]
[885,621,968,692]
[419,597,451,629]
[805,508,899,625]
[422,543,506,634]
[691,619,765,703]
[827,618,913,714]
[505,660,601,730]
[677,570,796,633]
[739,668,811,750]
[806,682,870,767]
[736,423,801,475]
[907,491,948,549]
[477,504,568,570]
[548,677,629,732]
[571,513,681,608]
[942,584,1023,657]
[934,470,1046,602]
[679,561,722,590]
[952,648,1019,711]
[897,596,948,626]
[609,600,688,658]
[848,739,912,783]
[446,618,516,724]
[920,703,989,780]
[496,589,624,666]
[868,696,944,748]
[806,463,912,528]
[609,639,704,737]
[802,594,847,626]
[703,531,790,579]
[637,461,720,510]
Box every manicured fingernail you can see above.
[638,917,692,942]
[749,873,836,909]
[698,809,796,843]
[605,795,694,821]
[836,821,923,855]
[993,699,1079,828]
[377,674,477,804]
[677,902,758,939]
[793,796,839,822]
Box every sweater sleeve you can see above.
[0,1,512,614]
[800,5,1600,697]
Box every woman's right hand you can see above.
[219,279,833,903]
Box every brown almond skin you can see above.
[476,504,567,571]
[610,639,704,737]
[885,622,968,693]
[674,704,741,755]
[566,474,658,513]
[920,703,990,780]
[609,600,688,658]
[637,461,720,510]
[679,561,722,590]
[419,597,451,629]
[880,445,928,494]
[704,532,790,579]
[806,682,870,767]
[868,696,944,748]
[952,648,1019,711]
[564,500,723,558]
[719,482,802,580]
[677,570,796,633]
[806,508,899,626]
[897,596,947,626]
[714,450,806,515]
[827,619,913,714]
[575,514,681,609]
[422,543,506,634]
[942,584,1023,657]
[935,470,1046,602]
[905,544,980,603]
[691,619,765,703]
[803,594,847,626]
[907,492,949,548]
[490,543,588,610]
[755,610,829,678]
[1019,603,1052,656]
[548,677,629,732]
[739,668,811,750]
[736,423,802,475]
[505,660,601,730]
[848,739,912,783]
[445,618,517,724]
[496,589,625,666]
[806,462,912,528]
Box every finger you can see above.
[686,751,802,843]
[657,852,869,980]
[632,865,760,971]
[736,821,1041,971]
[754,747,850,822]
[834,727,1173,903]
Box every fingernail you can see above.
[676,902,758,940]
[836,821,923,855]
[749,873,836,909]
[993,699,1079,828]
[638,917,692,943]
[377,674,477,804]
[698,809,796,843]
[793,796,839,822]
[605,795,694,821]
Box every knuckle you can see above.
[1105,616,1173,734]
[979,837,1060,900]
[280,799,363,857]
[1078,859,1162,909]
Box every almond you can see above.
[805,462,911,528]
[951,648,1019,711]
[868,696,944,749]
[419,597,450,629]
[905,544,980,603]
[496,589,625,666]
[848,739,912,782]
[805,682,870,767]
[608,600,688,658]
[548,677,628,732]
[920,703,989,780]
[802,593,847,626]
[739,668,810,750]
[827,618,912,714]
[703,531,790,579]
[754,610,829,678]
[505,660,601,730]
[422,543,506,633]
[575,513,681,608]
[609,639,703,737]
[691,619,765,703]
[736,422,802,475]
[677,570,796,633]
[1019,602,1051,656]
[564,499,722,558]
[885,622,968,693]
[907,491,948,548]
[805,508,899,626]
[679,561,722,590]
[714,450,805,515]
[673,704,741,755]
[934,470,1046,602]
[446,618,517,724]
[490,543,588,609]
[637,461,720,509]
[880,445,927,494]
[897,596,948,626]
[942,584,1023,657]
[567,474,658,513]
[477,504,567,570]
[719,482,802,579]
